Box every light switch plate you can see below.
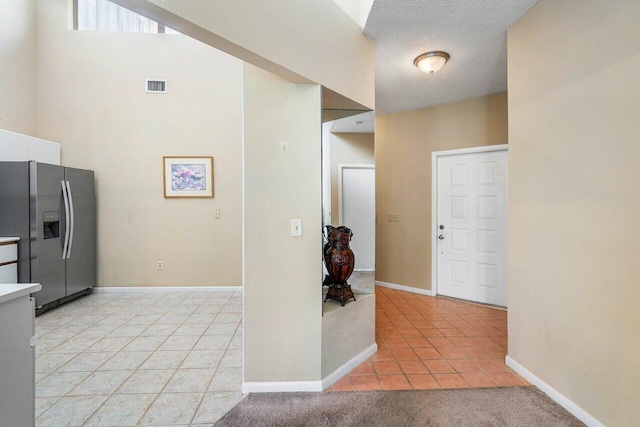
[214,209,220,219]
[291,219,302,236]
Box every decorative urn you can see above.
[323,225,356,306]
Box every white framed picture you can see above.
[163,156,214,198]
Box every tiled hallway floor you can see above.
[330,286,527,391]
[34,290,243,426]
[33,285,524,424]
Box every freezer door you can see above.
[30,162,66,307]
[64,167,96,295]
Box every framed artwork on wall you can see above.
[163,156,214,198]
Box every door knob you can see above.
[438,235,445,240]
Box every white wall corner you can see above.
[505,356,604,427]
[375,280,433,297]
[240,342,378,393]
[321,342,377,390]
[332,0,375,29]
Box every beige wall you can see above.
[332,0,375,29]
[243,64,323,383]
[508,1,640,425]
[112,0,375,110]
[0,0,37,135]
[375,93,508,290]
[36,0,243,287]
[321,293,375,378]
[330,132,374,226]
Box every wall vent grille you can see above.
[146,79,167,93]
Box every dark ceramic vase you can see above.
[324,226,355,284]
[323,225,356,305]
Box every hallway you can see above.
[330,286,526,391]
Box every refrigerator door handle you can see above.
[61,180,70,259]
[66,180,75,259]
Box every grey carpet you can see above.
[349,270,375,294]
[215,387,584,427]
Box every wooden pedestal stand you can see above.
[324,282,356,306]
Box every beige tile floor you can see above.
[34,290,244,426]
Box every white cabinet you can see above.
[0,129,61,164]
[0,238,19,283]
[0,283,41,427]
[0,263,17,283]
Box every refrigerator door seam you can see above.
[66,181,74,259]
[61,180,70,260]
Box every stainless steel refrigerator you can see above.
[0,161,96,309]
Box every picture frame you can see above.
[163,156,214,198]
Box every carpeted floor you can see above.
[215,387,584,427]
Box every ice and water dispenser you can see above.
[43,211,59,239]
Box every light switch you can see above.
[214,209,220,219]
[279,141,289,150]
[291,219,302,237]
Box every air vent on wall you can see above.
[146,79,167,93]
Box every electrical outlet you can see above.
[291,219,302,237]
[157,260,164,270]
[388,213,400,222]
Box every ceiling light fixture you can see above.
[414,51,450,74]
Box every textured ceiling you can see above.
[364,0,539,115]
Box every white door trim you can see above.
[430,144,508,297]
[337,163,375,226]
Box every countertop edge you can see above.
[0,237,21,244]
[0,283,42,305]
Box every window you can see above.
[75,0,181,34]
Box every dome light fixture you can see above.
[414,51,450,74]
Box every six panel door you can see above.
[437,150,508,306]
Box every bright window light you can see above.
[75,0,181,34]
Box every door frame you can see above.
[430,144,508,298]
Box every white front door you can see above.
[340,165,375,270]
[436,148,508,306]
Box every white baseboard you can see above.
[242,380,322,393]
[375,280,433,296]
[241,343,378,393]
[321,343,378,390]
[505,356,604,427]
[92,286,243,293]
